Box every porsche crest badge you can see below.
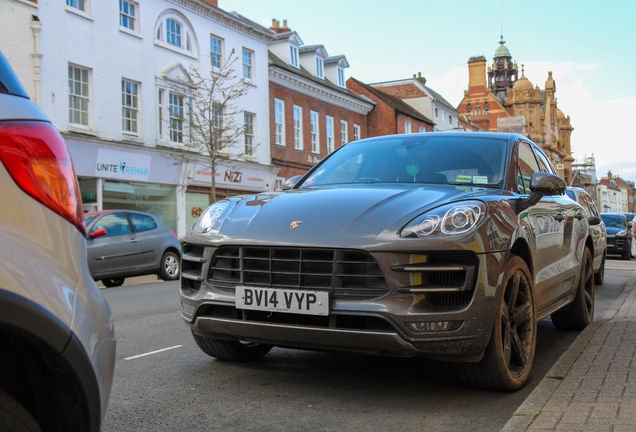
[289,221,302,229]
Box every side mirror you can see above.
[513,172,567,214]
[281,175,304,191]
[91,228,107,238]
[629,221,633,229]
[588,216,601,226]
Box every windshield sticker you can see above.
[473,176,488,184]
[406,164,420,177]
[456,175,471,183]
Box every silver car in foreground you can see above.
[0,51,115,431]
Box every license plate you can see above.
[235,286,329,316]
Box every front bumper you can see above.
[181,244,508,362]
[606,236,630,254]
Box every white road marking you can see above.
[124,345,183,360]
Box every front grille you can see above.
[616,238,627,247]
[208,246,389,300]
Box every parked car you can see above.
[0,50,115,431]
[180,132,596,391]
[566,187,607,284]
[85,209,182,287]
[600,213,631,260]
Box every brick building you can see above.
[370,73,459,132]
[268,20,374,184]
[346,77,434,137]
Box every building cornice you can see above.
[269,68,374,115]
[167,0,274,45]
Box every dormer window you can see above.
[316,57,324,79]
[290,46,299,68]
[337,68,345,87]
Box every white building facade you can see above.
[1,0,277,237]
[596,184,623,213]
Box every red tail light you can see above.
[0,121,86,236]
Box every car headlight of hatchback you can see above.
[401,201,487,238]
[192,200,230,233]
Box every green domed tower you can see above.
[488,36,519,103]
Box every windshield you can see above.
[299,135,508,188]
[601,214,627,228]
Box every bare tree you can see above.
[170,48,256,202]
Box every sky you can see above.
[225,0,636,183]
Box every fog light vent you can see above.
[406,320,463,332]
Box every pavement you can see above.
[502,261,636,432]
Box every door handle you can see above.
[575,213,585,220]
[555,214,567,222]
[130,239,139,243]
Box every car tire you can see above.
[191,331,272,362]
[102,278,125,287]
[594,252,605,286]
[454,255,536,391]
[551,247,594,331]
[159,251,180,281]
[0,389,43,432]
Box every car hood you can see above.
[206,184,500,247]
[606,226,628,236]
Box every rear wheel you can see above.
[454,256,536,391]
[102,278,125,287]
[192,331,272,362]
[0,389,42,432]
[551,247,594,331]
[159,251,180,281]
[594,252,605,286]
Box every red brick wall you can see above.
[269,82,368,179]
[347,78,433,137]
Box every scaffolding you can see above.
[570,155,597,205]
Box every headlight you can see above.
[617,229,628,237]
[401,200,487,238]
[192,200,230,233]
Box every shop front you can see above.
[67,139,183,234]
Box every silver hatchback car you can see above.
[0,51,115,431]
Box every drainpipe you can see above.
[30,15,42,106]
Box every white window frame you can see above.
[210,35,223,69]
[434,107,439,118]
[340,120,348,146]
[315,57,324,79]
[242,48,254,81]
[166,19,182,48]
[449,114,453,125]
[353,123,360,141]
[168,91,184,143]
[310,111,319,154]
[68,64,91,128]
[212,103,222,137]
[293,105,303,150]
[274,98,285,146]
[404,121,411,134]
[419,126,425,133]
[326,116,334,153]
[67,0,86,12]
[155,12,195,58]
[122,79,140,136]
[244,112,255,155]
[442,110,446,123]
[290,45,299,68]
[119,0,137,32]
[337,67,345,87]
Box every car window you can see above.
[581,193,600,218]
[91,212,132,237]
[299,136,508,188]
[517,142,540,194]
[533,147,554,174]
[565,190,576,201]
[129,213,158,233]
[85,214,98,224]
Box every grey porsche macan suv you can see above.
[0,51,115,431]
[180,132,595,391]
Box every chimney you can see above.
[205,0,218,6]
[269,18,291,34]
[608,171,612,179]
[416,72,426,85]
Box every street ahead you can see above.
[101,260,634,432]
